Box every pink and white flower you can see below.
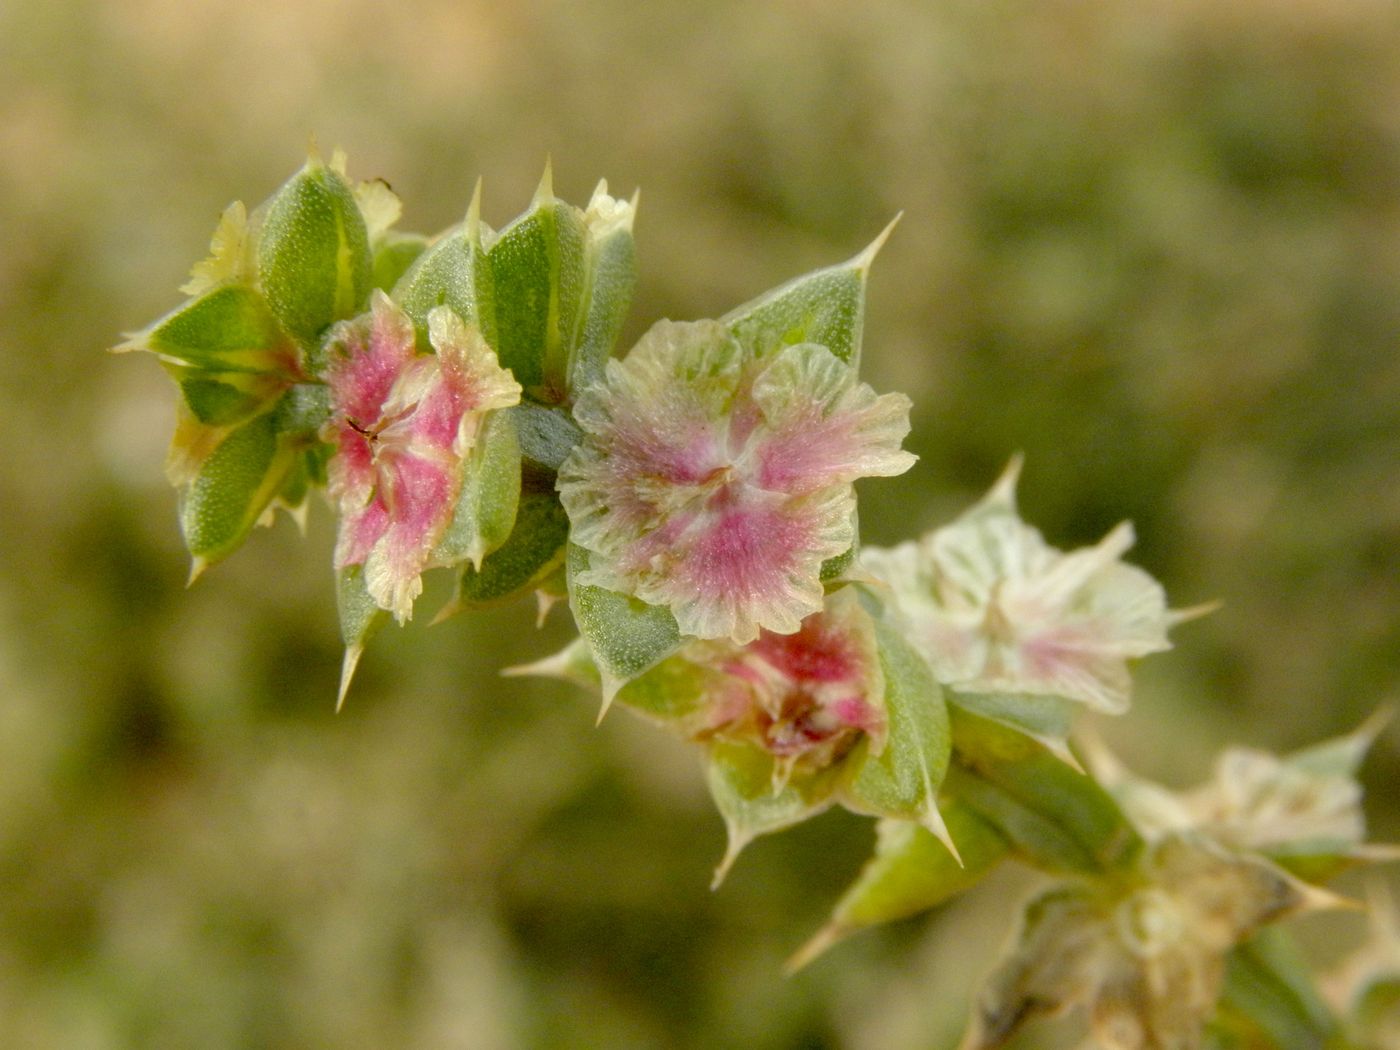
[683,585,887,786]
[861,459,1175,713]
[322,291,521,622]
[558,319,915,644]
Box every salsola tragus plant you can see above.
[118,150,1399,1049]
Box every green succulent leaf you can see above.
[569,182,637,390]
[1216,928,1337,1049]
[948,690,1078,767]
[565,543,682,706]
[168,365,289,427]
[509,402,583,475]
[721,219,895,368]
[842,620,952,837]
[706,739,842,887]
[371,231,429,293]
[790,805,1009,969]
[269,382,331,436]
[948,707,1141,875]
[257,156,373,346]
[275,449,312,515]
[820,545,856,582]
[506,636,600,693]
[451,488,570,609]
[487,174,588,400]
[133,284,296,374]
[178,411,296,570]
[392,214,495,350]
[432,410,522,570]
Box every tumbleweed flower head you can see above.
[862,459,1173,713]
[1094,721,1381,860]
[966,835,1329,1050]
[1184,747,1366,855]
[558,319,915,643]
[685,586,886,785]
[323,291,521,622]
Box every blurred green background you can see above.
[2,0,1399,1046]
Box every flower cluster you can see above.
[123,153,1396,1049]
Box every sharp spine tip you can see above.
[337,646,363,713]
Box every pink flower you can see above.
[686,586,887,787]
[322,291,521,621]
[558,320,915,643]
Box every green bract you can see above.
[392,189,493,349]
[258,155,373,347]
[723,217,895,368]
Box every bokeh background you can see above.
[2,0,1399,1046]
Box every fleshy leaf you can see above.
[569,180,637,390]
[336,562,386,710]
[446,488,570,611]
[431,408,522,570]
[790,805,1008,970]
[503,636,600,692]
[125,284,298,375]
[392,192,495,350]
[947,690,1079,768]
[257,155,373,346]
[565,542,682,708]
[177,410,296,571]
[721,217,895,367]
[510,402,583,474]
[269,381,332,436]
[487,167,588,400]
[842,619,954,847]
[948,707,1141,875]
[371,232,429,294]
[613,651,724,727]
[167,365,290,427]
[706,739,842,887]
[819,521,858,581]
[273,445,322,531]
